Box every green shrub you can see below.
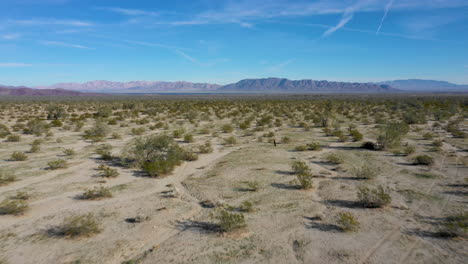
[377,122,409,150]
[24,119,48,136]
[325,153,344,164]
[80,186,112,200]
[357,185,391,208]
[291,161,313,189]
[243,181,260,192]
[122,134,185,177]
[413,155,434,166]
[111,132,122,139]
[100,167,119,178]
[131,127,146,135]
[0,199,28,215]
[6,134,21,142]
[351,164,379,180]
[47,159,68,170]
[172,128,185,138]
[11,191,30,200]
[184,133,194,143]
[181,149,199,161]
[350,129,363,141]
[438,212,467,239]
[336,212,359,232]
[54,213,101,238]
[306,142,322,151]
[30,144,41,153]
[198,142,213,153]
[211,209,246,232]
[294,145,308,151]
[422,132,433,140]
[403,145,416,156]
[223,136,237,146]
[10,151,27,161]
[83,121,110,141]
[50,119,63,127]
[0,123,11,138]
[96,144,113,160]
[221,124,234,133]
[239,201,254,213]
[0,169,15,185]
[281,136,291,143]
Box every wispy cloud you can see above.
[266,59,294,72]
[40,40,92,49]
[10,19,93,27]
[0,63,32,67]
[1,33,21,40]
[98,7,160,16]
[322,9,354,37]
[377,0,394,34]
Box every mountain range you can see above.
[1,78,467,96]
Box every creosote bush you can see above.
[413,155,434,166]
[325,153,344,164]
[223,136,237,146]
[357,185,391,208]
[291,161,313,189]
[80,186,112,200]
[10,151,27,161]
[83,121,110,142]
[122,134,185,177]
[47,159,68,170]
[211,209,246,232]
[351,164,379,180]
[6,134,21,142]
[437,211,467,239]
[53,213,101,238]
[63,148,76,156]
[0,199,28,215]
[336,212,360,232]
[0,169,16,186]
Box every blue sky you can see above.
[0,0,467,86]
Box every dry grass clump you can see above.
[51,213,101,238]
[47,159,68,170]
[357,185,391,208]
[79,186,112,200]
[10,151,27,161]
[0,199,28,215]
[0,169,16,186]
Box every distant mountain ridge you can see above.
[37,78,399,93]
[218,78,398,93]
[36,80,221,93]
[378,79,468,92]
[0,85,101,96]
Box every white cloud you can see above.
[377,0,394,34]
[98,7,160,16]
[1,33,21,39]
[11,19,93,27]
[0,63,32,67]
[323,10,354,37]
[40,40,92,49]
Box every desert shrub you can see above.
[351,164,379,180]
[96,106,112,118]
[181,149,199,161]
[0,199,28,215]
[0,123,11,138]
[223,136,237,145]
[377,122,409,150]
[198,142,213,153]
[122,134,185,177]
[294,145,308,151]
[111,132,122,139]
[350,129,363,141]
[211,209,246,232]
[54,213,101,238]
[83,121,110,141]
[325,153,344,164]
[6,134,21,142]
[422,132,433,140]
[131,127,146,135]
[50,119,63,127]
[413,155,434,166]
[101,167,119,178]
[184,133,194,143]
[11,191,30,200]
[403,145,416,156]
[23,119,48,136]
[10,151,27,161]
[281,136,291,143]
[239,201,254,212]
[172,128,185,138]
[30,144,41,153]
[437,212,467,239]
[47,159,68,170]
[95,144,113,160]
[357,185,391,208]
[47,105,67,120]
[0,169,15,185]
[336,212,359,232]
[432,140,443,148]
[306,142,322,151]
[221,124,234,133]
[243,181,260,192]
[63,149,76,156]
[80,186,112,200]
[291,161,313,189]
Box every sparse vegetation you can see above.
[211,209,246,232]
[52,213,101,238]
[0,199,28,215]
[357,185,391,208]
[80,186,112,200]
[336,212,360,232]
[10,151,27,161]
[47,159,68,170]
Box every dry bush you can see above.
[0,169,15,185]
[10,151,27,161]
[0,199,28,215]
[80,186,112,200]
[357,185,391,208]
[52,213,101,238]
[47,159,68,170]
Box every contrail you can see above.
[377,0,394,34]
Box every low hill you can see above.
[0,85,101,96]
[378,79,468,92]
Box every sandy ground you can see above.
[0,113,467,264]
